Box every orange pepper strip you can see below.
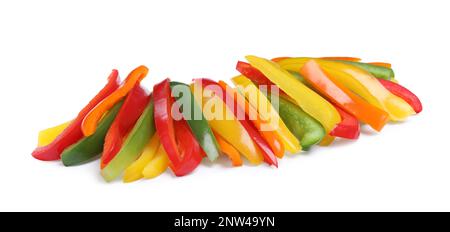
[213,132,243,167]
[218,81,285,158]
[367,62,392,68]
[300,60,389,131]
[271,57,291,62]
[321,57,362,62]
[319,135,336,146]
[82,66,149,136]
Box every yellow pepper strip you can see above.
[191,82,264,165]
[38,121,72,146]
[319,135,336,146]
[123,134,160,183]
[246,55,341,133]
[277,58,415,121]
[231,75,301,154]
[142,144,169,179]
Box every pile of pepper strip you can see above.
[32,56,422,183]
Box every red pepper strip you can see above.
[32,70,120,161]
[100,84,150,168]
[378,79,422,113]
[320,57,362,62]
[330,105,360,140]
[82,65,149,136]
[153,79,203,176]
[236,61,278,87]
[198,78,278,167]
[218,81,285,158]
[300,60,389,132]
[368,62,392,68]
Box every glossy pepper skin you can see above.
[278,96,326,151]
[335,60,395,81]
[61,101,124,166]
[199,79,278,167]
[142,145,170,179]
[246,55,341,133]
[330,105,360,140]
[191,81,264,165]
[38,121,72,147]
[300,60,389,132]
[170,81,221,162]
[101,84,150,168]
[32,70,120,161]
[213,132,243,167]
[378,79,422,113]
[278,58,415,121]
[153,79,203,177]
[101,98,155,182]
[231,75,301,154]
[82,66,149,136]
[123,134,160,183]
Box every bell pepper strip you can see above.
[278,58,415,121]
[219,80,285,159]
[82,65,149,136]
[213,132,243,167]
[368,62,392,68]
[101,85,150,168]
[61,101,124,166]
[321,57,362,62]
[191,82,264,165]
[199,79,278,167]
[246,55,341,133]
[300,60,388,132]
[319,135,336,146]
[154,79,203,177]
[278,96,326,151]
[32,70,120,161]
[38,121,72,147]
[333,60,395,81]
[330,105,361,140]
[378,79,423,113]
[142,145,170,179]
[231,75,301,154]
[101,98,155,182]
[170,81,221,162]
[123,134,160,183]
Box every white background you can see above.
[1,0,449,212]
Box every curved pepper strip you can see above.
[199,79,278,167]
[218,80,284,159]
[101,85,150,168]
[330,105,360,140]
[32,70,120,161]
[191,82,264,165]
[101,98,155,182]
[278,96,326,150]
[335,60,395,80]
[154,79,203,177]
[38,121,72,147]
[277,58,415,121]
[142,145,170,179]
[170,81,221,162]
[230,76,301,154]
[368,62,392,68]
[246,55,341,133]
[300,60,388,132]
[82,65,149,136]
[213,132,243,167]
[61,101,124,166]
[123,134,160,183]
[378,79,422,114]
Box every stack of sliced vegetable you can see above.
[32,56,422,183]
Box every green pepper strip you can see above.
[101,98,155,182]
[170,82,220,162]
[335,60,395,80]
[277,96,326,151]
[61,101,124,166]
